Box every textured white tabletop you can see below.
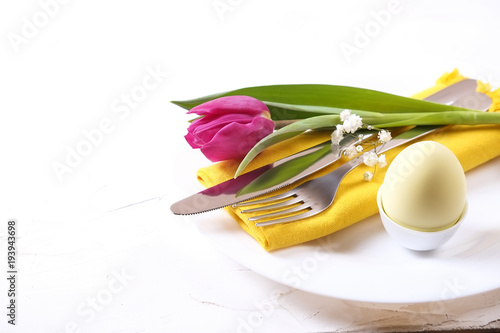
[1,0,499,332]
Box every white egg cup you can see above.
[377,187,468,251]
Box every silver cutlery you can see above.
[170,131,374,214]
[170,79,483,216]
[234,91,492,226]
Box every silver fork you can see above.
[234,92,492,227]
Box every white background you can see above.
[1,0,500,332]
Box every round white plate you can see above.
[193,156,500,303]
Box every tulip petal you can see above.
[184,131,200,149]
[188,95,268,117]
[200,117,274,162]
[189,113,255,145]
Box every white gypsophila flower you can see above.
[343,114,363,133]
[331,126,344,145]
[344,145,358,159]
[340,109,351,122]
[378,130,392,143]
[330,144,340,156]
[363,151,379,167]
[356,145,364,153]
[378,154,387,168]
[364,171,374,182]
[367,125,374,130]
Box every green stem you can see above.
[366,111,500,127]
[235,110,500,177]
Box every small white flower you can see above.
[331,126,344,145]
[340,109,351,122]
[364,171,374,182]
[356,145,364,153]
[330,144,340,155]
[344,145,358,159]
[367,125,374,130]
[343,114,363,133]
[363,151,379,167]
[378,154,387,168]
[378,130,392,143]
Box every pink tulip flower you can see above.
[185,96,274,162]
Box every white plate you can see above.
[193,156,500,303]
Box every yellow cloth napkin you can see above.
[196,69,500,251]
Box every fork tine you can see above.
[248,204,310,222]
[254,209,321,226]
[233,190,297,207]
[240,196,303,213]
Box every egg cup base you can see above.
[377,188,468,251]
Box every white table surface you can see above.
[1,0,500,332]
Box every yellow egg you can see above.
[380,141,467,232]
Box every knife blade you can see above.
[170,132,365,215]
[171,79,482,215]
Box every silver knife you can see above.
[171,79,484,215]
[170,133,365,214]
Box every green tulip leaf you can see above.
[234,115,341,177]
[236,144,332,197]
[172,84,470,120]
